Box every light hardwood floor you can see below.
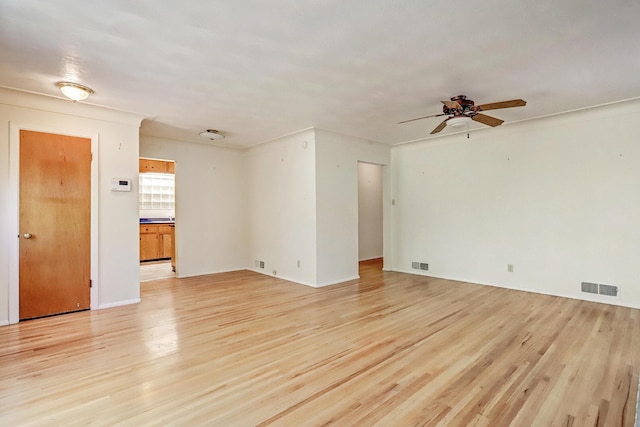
[140,260,175,282]
[1,259,639,426]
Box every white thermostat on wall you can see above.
[111,178,132,192]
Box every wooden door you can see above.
[19,130,91,320]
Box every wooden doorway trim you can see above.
[8,122,100,324]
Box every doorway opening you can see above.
[139,157,176,281]
[357,162,383,273]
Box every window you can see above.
[139,173,175,210]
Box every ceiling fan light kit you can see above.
[447,116,471,128]
[399,94,526,135]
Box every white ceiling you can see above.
[1,0,639,148]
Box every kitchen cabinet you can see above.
[159,225,173,258]
[170,224,176,272]
[139,158,174,174]
[140,223,174,261]
[140,232,159,260]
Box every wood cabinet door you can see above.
[161,233,172,258]
[139,159,150,172]
[170,225,176,271]
[140,158,175,174]
[140,233,159,261]
[140,159,158,172]
[19,130,91,320]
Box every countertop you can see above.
[140,218,175,224]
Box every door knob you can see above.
[22,233,32,239]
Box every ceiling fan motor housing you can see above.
[443,95,477,116]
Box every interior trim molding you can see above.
[98,298,141,310]
[8,122,100,324]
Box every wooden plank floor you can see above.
[1,259,639,426]
[140,260,175,282]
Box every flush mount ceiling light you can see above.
[199,129,225,140]
[447,116,472,129]
[56,81,94,101]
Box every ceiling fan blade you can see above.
[398,113,447,124]
[477,99,526,111]
[472,113,504,127]
[430,119,449,134]
[442,100,462,109]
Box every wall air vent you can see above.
[412,262,429,271]
[581,282,598,294]
[599,284,618,297]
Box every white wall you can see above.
[315,129,390,286]
[358,162,383,261]
[140,135,248,277]
[391,99,640,308]
[139,208,174,219]
[0,88,143,324]
[246,129,317,285]
[246,128,390,287]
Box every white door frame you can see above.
[8,122,99,324]
[356,160,393,271]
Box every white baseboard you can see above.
[315,275,360,288]
[359,256,383,262]
[390,268,640,310]
[246,268,316,287]
[247,267,275,277]
[176,267,244,279]
[0,320,9,327]
[276,273,316,288]
[245,269,360,289]
[98,298,141,310]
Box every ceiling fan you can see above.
[399,95,526,134]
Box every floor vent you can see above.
[599,284,618,297]
[581,282,598,294]
[411,262,420,270]
[419,263,429,271]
